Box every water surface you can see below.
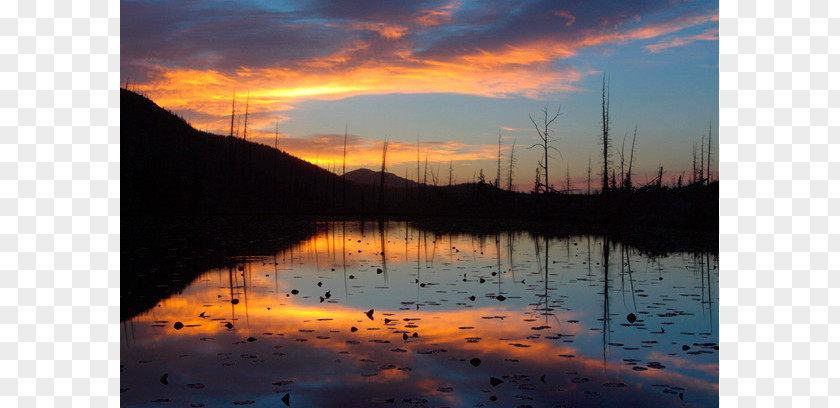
[121,221,718,407]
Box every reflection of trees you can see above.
[602,237,611,367]
[529,235,561,327]
[619,244,638,317]
[378,219,387,284]
[507,231,516,283]
[342,221,348,297]
[493,232,506,300]
[694,252,716,334]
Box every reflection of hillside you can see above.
[121,216,318,321]
[123,219,717,321]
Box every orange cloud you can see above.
[415,1,459,27]
[553,10,576,26]
[332,22,409,39]
[576,11,719,48]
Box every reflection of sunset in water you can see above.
[122,221,718,408]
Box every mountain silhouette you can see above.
[122,88,380,215]
[344,168,419,189]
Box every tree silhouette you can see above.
[529,105,562,195]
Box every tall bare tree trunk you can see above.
[229,89,236,138]
[343,125,348,209]
[508,137,516,191]
[416,136,421,199]
[565,164,571,194]
[623,125,637,191]
[529,105,561,195]
[601,74,610,194]
[699,134,705,184]
[620,132,626,190]
[242,93,249,140]
[692,142,697,184]
[423,153,428,187]
[657,165,663,189]
[707,120,712,184]
[379,139,389,214]
[496,131,502,189]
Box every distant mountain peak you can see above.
[344,168,418,188]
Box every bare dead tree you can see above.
[587,155,592,195]
[379,138,389,214]
[657,164,664,189]
[274,122,279,183]
[448,159,453,187]
[235,114,241,138]
[707,120,712,184]
[423,153,429,187]
[601,73,611,194]
[343,125,348,207]
[229,89,236,138]
[619,131,627,189]
[528,104,563,195]
[242,93,250,140]
[496,130,502,189]
[342,126,348,176]
[692,142,697,185]
[507,137,517,191]
[416,136,422,196]
[699,133,705,184]
[565,164,571,194]
[622,125,637,191]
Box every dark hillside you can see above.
[122,88,378,215]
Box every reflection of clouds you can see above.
[645,351,719,377]
[122,223,718,407]
[126,275,717,403]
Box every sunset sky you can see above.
[122,0,718,191]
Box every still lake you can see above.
[121,220,718,407]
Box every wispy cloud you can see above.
[500,126,531,132]
[646,27,719,53]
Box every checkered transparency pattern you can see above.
[1,1,120,407]
[720,1,839,408]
